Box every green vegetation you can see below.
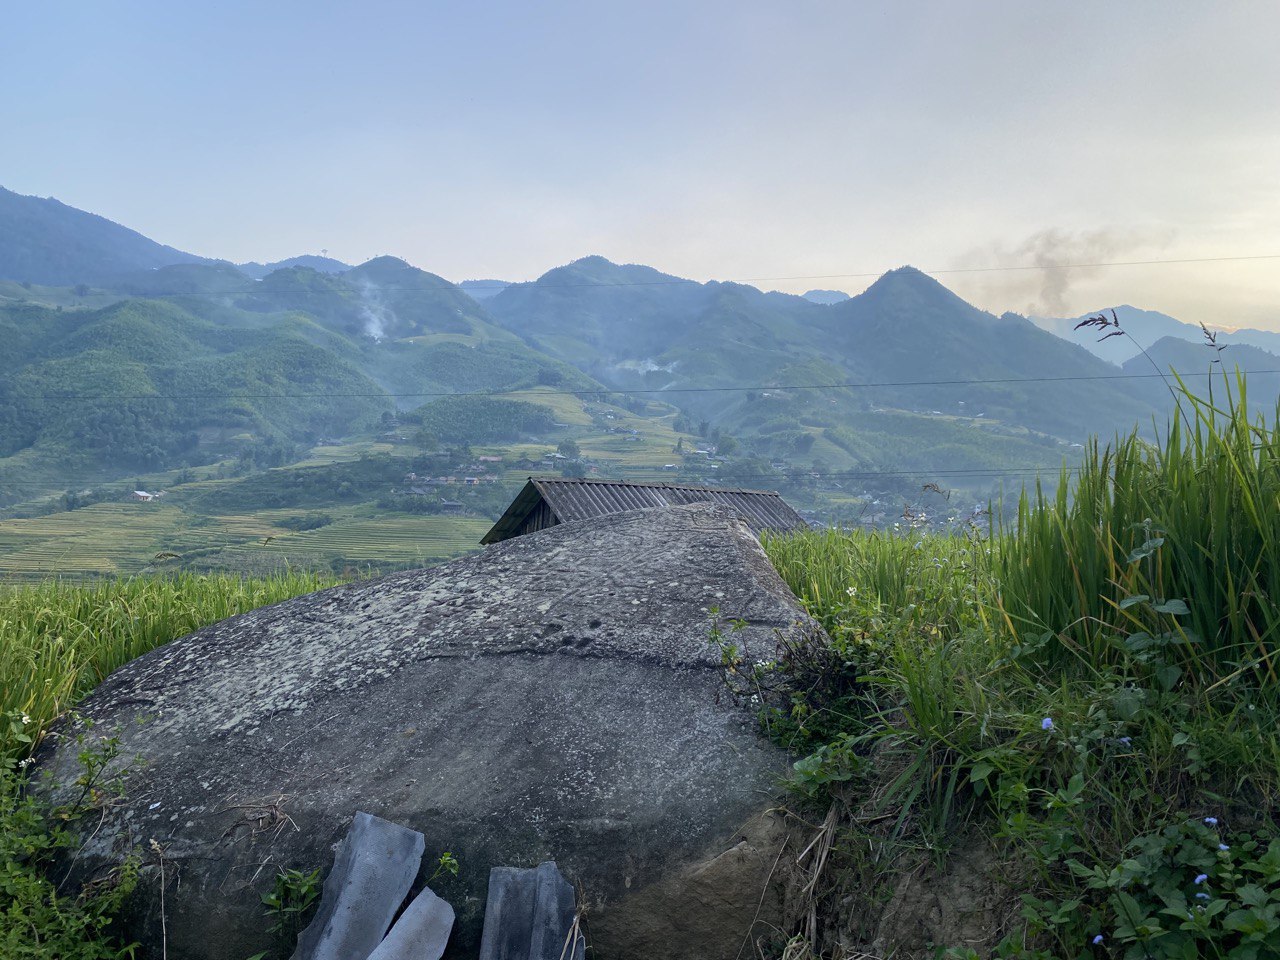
[0,499,489,579]
[0,419,702,581]
[261,867,322,948]
[0,573,339,958]
[758,377,1280,958]
[2,376,1277,958]
[1001,378,1280,684]
[409,395,558,443]
[0,572,338,761]
[0,184,210,287]
[0,298,390,485]
[486,259,1170,471]
[0,257,608,512]
[248,515,490,569]
[8,249,1262,560]
[1,730,140,959]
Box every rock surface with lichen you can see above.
[37,503,810,959]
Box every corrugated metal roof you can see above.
[481,477,809,544]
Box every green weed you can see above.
[0,571,339,762]
[261,867,321,949]
[761,376,1280,958]
[0,728,139,959]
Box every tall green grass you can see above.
[999,374,1280,689]
[765,525,992,641]
[762,376,1280,957]
[0,572,339,760]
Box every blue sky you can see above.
[3,1,1278,326]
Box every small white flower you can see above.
[18,758,33,769]
[20,714,30,725]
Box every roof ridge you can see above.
[481,476,808,545]
[527,476,782,497]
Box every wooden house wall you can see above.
[516,499,559,537]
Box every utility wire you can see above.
[0,467,1075,489]
[464,254,1280,289]
[5,366,1269,402]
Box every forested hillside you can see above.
[0,186,214,285]
[0,256,600,522]
[4,196,1280,578]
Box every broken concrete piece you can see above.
[528,862,584,960]
[290,812,425,960]
[366,886,455,960]
[477,867,535,960]
[479,862,584,960]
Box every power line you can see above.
[0,466,1074,489]
[6,366,1267,403]
[471,254,1280,289]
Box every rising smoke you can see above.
[355,278,395,340]
[956,226,1176,317]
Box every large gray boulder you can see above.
[39,504,810,959]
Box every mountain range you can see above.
[3,185,1278,520]
[0,186,214,286]
[0,186,355,287]
[1034,305,1280,365]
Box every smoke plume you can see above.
[956,226,1176,317]
[355,279,395,340]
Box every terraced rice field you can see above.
[503,388,594,426]
[581,431,683,467]
[0,502,488,580]
[0,397,701,581]
[254,516,489,565]
[292,440,399,467]
[0,503,189,577]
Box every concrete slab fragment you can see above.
[477,867,535,960]
[367,886,455,960]
[478,861,584,960]
[291,811,426,960]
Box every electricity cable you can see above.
[0,466,1080,488]
[6,366,1272,402]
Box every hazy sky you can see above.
[3,1,1278,327]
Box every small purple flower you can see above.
[1204,817,1218,826]
[1041,717,1054,731]
[1118,736,1131,745]
[1195,892,1210,900]
[1219,843,1230,851]
[1092,934,1104,944]
[1194,873,1208,884]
